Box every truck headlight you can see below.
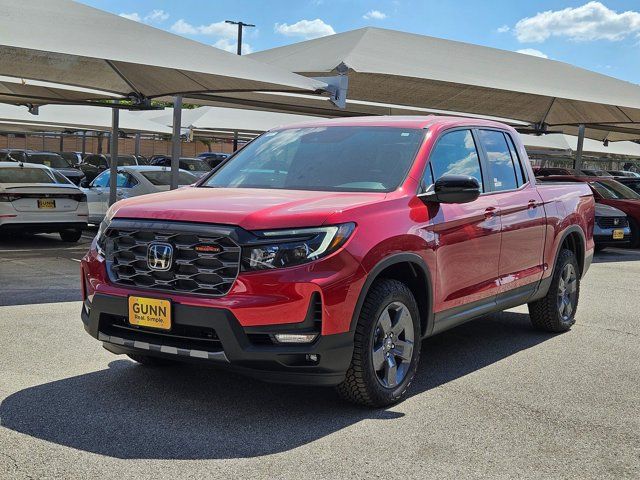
[95,206,116,256]
[242,223,355,271]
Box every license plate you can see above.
[613,229,624,240]
[128,296,171,330]
[38,199,56,209]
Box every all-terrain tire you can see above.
[528,248,580,333]
[337,279,421,408]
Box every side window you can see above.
[92,171,110,187]
[118,173,138,188]
[505,134,527,185]
[422,163,434,189]
[428,129,484,192]
[478,130,518,191]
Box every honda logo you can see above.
[613,218,620,226]
[147,242,173,271]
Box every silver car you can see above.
[81,166,197,224]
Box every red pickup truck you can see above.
[81,117,594,407]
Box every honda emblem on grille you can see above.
[147,242,173,271]
[614,218,620,225]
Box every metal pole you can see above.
[42,134,45,150]
[81,131,86,155]
[135,133,141,157]
[233,131,238,152]
[574,124,585,171]
[170,96,183,190]
[59,133,63,152]
[225,20,255,56]
[109,107,119,206]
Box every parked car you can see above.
[149,156,212,177]
[608,170,640,178]
[80,165,198,224]
[533,167,578,177]
[79,154,141,182]
[540,175,640,248]
[613,177,640,196]
[0,161,88,241]
[581,169,613,177]
[82,116,594,407]
[8,151,86,185]
[134,155,149,165]
[593,204,631,251]
[61,151,84,166]
[0,149,34,162]
[197,152,229,168]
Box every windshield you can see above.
[26,153,71,168]
[141,170,197,186]
[202,126,425,192]
[0,167,57,184]
[180,158,211,172]
[591,180,640,200]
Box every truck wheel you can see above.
[337,279,421,407]
[528,249,580,333]
[59,229,82,242]
[127,353,178,367]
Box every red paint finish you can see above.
[82,116,594,337]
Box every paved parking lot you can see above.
[1,235,639,479]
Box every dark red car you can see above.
[81,117,594,406]
[539,175,640,248]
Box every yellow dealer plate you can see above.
[613,229,625,240]
[38,199,56,209]
[128,296,171,330]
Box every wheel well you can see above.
[560,231,584,276]
[376,262,430,337]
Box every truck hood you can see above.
[111,186,387,230]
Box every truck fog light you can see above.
[273,333,318,344]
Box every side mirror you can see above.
[419,175,481,204]
[80,179,91,188]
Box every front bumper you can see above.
[594,225,632,247]
[81,293,354,386]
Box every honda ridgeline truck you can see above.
[81,117,594,407]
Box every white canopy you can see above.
[249,27,640,141]
[0,104,172,134]
[0,0,331,107]
[520,133,640,158]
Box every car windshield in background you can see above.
[116,156,137,166]
[0,167,57,184]
[27,153,71,168]
[141,171,197,186]
[203,126,425,192]
[181,159,211,172]
[591,180,640,200]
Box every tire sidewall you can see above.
[552,250,580,329]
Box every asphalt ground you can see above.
[0,235,638,479]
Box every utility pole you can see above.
[225,20,254,153]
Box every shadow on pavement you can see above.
[0,310,553,460]
[592,248,640,264]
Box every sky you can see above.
[81,1,640,84]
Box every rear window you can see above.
[115,156,137,166]
[0,167,56,184]
[180,159,211,172]
[26,153,71,169]
[141,171,196,186]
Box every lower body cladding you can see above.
[81,293,355,386]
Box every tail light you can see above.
[0,193,21,202]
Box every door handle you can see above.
[528,200,538,209]
[484,206,497,218]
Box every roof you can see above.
[250,27,640,140]
[0,0,328,106]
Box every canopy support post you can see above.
[109,106,119,206]
[59,134,63,152]
[135,133,141,157]
[574,124,586,171]
[170,96,183,190]
[233,131,238,152]
[81,131,87,155]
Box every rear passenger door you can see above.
[476,129,546,293]
[423,128,502,313]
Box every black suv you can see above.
[79,154,140,182]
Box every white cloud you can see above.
[170,19,237,37]
[363,10,387,20]
[516,48,549,59]
[119,12,142,22]
[144,10,169,23]
[213,38,254,55]
[514,1,640,43]
[274,19,335,39]
[119,10,169,24]
[496,24,510,33]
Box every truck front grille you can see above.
[105,222,241,296]
[596,217,628,229]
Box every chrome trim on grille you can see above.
[596,216,629,229]
[104,220,241,296]
[98,332,229,362]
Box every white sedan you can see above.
[81,165,198,224]
[0,161,88,242]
